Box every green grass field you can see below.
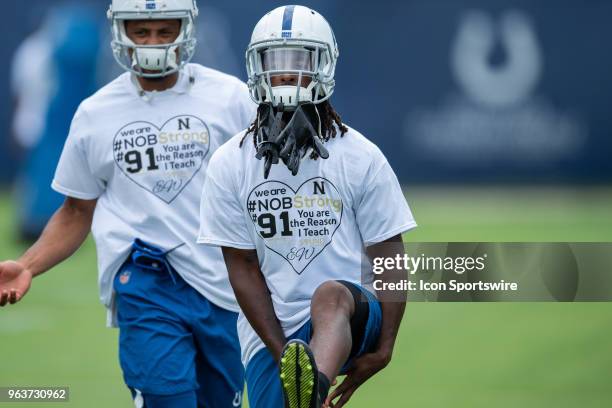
[1,187,611,407]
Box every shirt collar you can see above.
[127,65,193,99]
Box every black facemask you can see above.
[255,102,330,179]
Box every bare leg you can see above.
[309,281,355,381]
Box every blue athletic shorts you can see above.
[245,281,382,408]
[113,239,244,407]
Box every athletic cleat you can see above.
[279,339,320,408]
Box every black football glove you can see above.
[276,103,329,176]
[255,103,284,179]
[255,102,329,178]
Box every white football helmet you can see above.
[246,5,339,109]
[108,0,198,78]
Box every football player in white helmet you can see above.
[109,0,197,79]
[0,1,255,407]
[198,5,415,408]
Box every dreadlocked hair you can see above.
[239,100,349,160]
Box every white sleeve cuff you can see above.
[51,180,102,200]
[197,236,257,250]
[363,221,418,247]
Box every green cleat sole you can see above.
[279,340,318,408]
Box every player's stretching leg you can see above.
[309,281,355,381]
[280,241,406,408]
[278,281,356,407]
[198,5,416,408]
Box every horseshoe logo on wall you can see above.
[452,10,542,109]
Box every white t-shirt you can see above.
[198,126,417,364]
[52,63,256,326]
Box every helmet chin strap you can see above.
[271,86,312,108]
[268,79,318,110]
[132,47,179,72]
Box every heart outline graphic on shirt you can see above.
[247,177,343,274]
[113,115,210,204]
